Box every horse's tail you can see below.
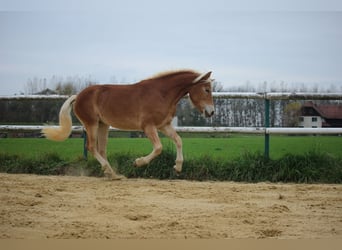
[42,95,77,141]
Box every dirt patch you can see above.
[0,173,341,239]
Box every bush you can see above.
[0,152,68,175]
[0,149,341,183]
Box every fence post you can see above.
[82,129,88,160]
[264,96,270,159]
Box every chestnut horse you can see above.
[42,70,214,179]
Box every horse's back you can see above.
[73,80,180,130]
[76,84,137,107]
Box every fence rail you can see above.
[1,125,342,135]
[212,92,342,100]
[1,92,342,158]
[0,95,69,100]
[2,92,342,100]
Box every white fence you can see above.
[1,125,342,135]
[1,92,342,135]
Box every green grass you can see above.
[1,135,342,160]
[1,136,342,183]
[180,135,342,160]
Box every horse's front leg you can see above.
[134,126,162,167]
[161,124,183,172]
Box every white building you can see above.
[299,102,342,128]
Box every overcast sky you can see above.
[1,0,342,95]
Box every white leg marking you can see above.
[161,124,183,172]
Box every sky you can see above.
[1,0,342,95]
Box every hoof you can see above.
[134,157,146,167]
[103,166,126,181]
[112,174,127,181]
[173,166,182,177]
[173,165,182,173]
[104,173,126,181]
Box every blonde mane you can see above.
[146,69,200,81]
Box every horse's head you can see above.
[189,71,215,117]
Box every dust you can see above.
[0,173,341,239]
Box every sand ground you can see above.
[0,173,341,239]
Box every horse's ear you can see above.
[193,71,212,83]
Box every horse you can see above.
[42,70,215,180]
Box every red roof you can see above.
[303,102,342,119]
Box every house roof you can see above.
[34,88,58,95]
[303,102,342,119]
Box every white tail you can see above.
[42,95,77,141]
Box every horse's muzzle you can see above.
[204,105,215,117]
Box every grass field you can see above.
[1,135,342,183]
[1,135,342,160]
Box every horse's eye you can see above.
[205,88,210,93]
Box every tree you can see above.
[212,80,224,92]
[25,77,47,94]
[24,75,97,95]
[283,102,302,127]
[55,82,77,95]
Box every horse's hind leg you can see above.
[86,123,124,180]
[134,126,162,167]
[97,122,109,160]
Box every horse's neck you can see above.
[160,74,195,104]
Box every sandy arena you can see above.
[0,173,341,239]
